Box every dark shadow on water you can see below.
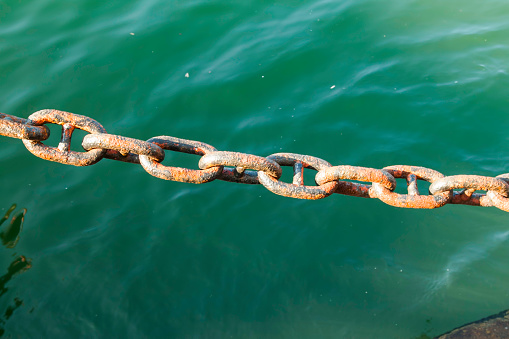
[0,204,31,337]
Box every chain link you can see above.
[1,109,509,213]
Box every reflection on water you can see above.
[0,204,25,249]
[0,204,31,337]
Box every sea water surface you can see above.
[1,0,509,338]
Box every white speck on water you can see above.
[400,269,403,272]
[208,70,212,73]
[383,35,386,37]
[262,75,264,78]
[454,81,458,84]
[330,85,336,89]
[365,291,368,294]
[185,73,189,78]
[129,32,135,35]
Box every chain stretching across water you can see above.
[1,109,509,212]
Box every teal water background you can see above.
[1,0,509,337]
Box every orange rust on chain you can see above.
[199,151,282,179]
[218,168,260,185]
[22,109,107,166]
[2,109,509,213]
[103,149,142,164]
[140,136,222,184]
[258,153,338,200]
[315,165,396,194]
[482,173,509,212]
[486,191,509,212]
[0,113,49,140]
[82,133,165,162]
[335,181,371,198]
[371,165,452,209]
[430,175,509,203]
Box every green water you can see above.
[1,0,509,337]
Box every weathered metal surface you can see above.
[1,108,509,212]
[258,153,338,200]
[486,191,509,212]
[139,136,222,184]
[335,181,372,198]
[315,165,396,191]
[0,112,49,140]
[83,133,165,162]
[103,149,141,164]
[449,190,495,207]
[371,165,452,209]
[199,151,282,179]
[22,109,107,166]
[437,309,509,338]
[430,175,509,197]
[217,168,260,185]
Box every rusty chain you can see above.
[1,109,509,212]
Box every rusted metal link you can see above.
[315,165,396,194]
[0,113,50,141]
[199,151,282,179]
[140,136,222,184]
[430,175,509,197]
[22,109,107,166]
[82,133,165,162]
[429,175,509,208]
[371,165,452,209]
[258,153,338,200]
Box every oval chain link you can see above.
[22,109,107,166]
[140,136,223,184]
[316,165,396,193]
[430,175,509,209]
[372,165,452,209]
[82,133,165,163]
[199,151,282,179]
[258,153,339,200]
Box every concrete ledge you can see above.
[437,310,509,338]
